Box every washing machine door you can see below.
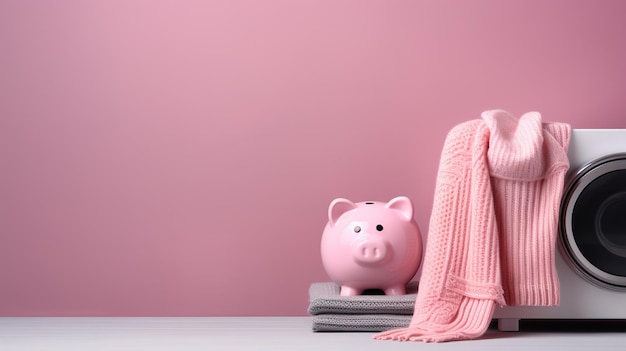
[561,153,626,289]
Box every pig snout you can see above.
[352,237,388,264]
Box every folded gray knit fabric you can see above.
[311,314,412,332]
[307,281,418,315]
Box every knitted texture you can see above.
[484,111,570,306]
[308,282,416,332]
[374,110,570,343]
[308,282,417,315]
[312,314,411,332]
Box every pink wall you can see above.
[1,0,625,316]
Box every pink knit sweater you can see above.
[375,110,571,342]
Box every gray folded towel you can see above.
[308,282,418,332]
[311,314,412,332]
[308,281,417,315]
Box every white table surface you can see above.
[1,317,625,351]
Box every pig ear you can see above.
[385,196,414,220]
[328,198,357,227]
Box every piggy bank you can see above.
[320,196,423,296]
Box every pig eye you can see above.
[376,224,384,231]
[354,226,361,233]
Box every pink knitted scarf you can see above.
[375,110,571,342]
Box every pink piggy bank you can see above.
[321,196,422,296]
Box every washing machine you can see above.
[494,129,626,331]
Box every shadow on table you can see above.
[489,319,626,333]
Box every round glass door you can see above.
[561,154,626,289]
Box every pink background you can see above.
[1,0,626,316]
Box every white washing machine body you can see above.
[494,129,626,331]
